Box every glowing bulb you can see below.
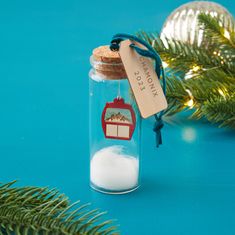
[192,65,200,72]
[213,51,217,55]
[185,89,194,108]
[218,88,224,95]
[218,88,226,99]
[185,99,194,108]
[162,61,169,68]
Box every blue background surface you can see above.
[0,0,235,234]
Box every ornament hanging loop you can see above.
[110,33,167,147]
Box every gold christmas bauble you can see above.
[161,1,234,46]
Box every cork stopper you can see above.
[91,45,127,80]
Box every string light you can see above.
[185,89,194,108]
[192,65,201,72]
[184,65,201,80]
[162,61,169,68]
[185,99,194,108]
[185,72,193,80]
[218,88,227,99]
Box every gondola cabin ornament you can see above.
[101,97,136,140]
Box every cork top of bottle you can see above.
[91,45,127,80]
[92,45,122,63]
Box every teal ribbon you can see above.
[110,33,166,148]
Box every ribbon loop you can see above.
[110,33,166,148]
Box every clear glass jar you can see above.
[89,46,141,194]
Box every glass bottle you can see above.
[89,45,141,194]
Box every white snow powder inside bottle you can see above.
[90,145,139,193]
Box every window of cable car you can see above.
[104,108,132,138]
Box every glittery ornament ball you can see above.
[161,1,234,46]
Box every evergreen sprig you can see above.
[138,13,235,128]
[0,181,119,235]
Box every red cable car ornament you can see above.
[101,97,136,140]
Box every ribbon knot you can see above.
[153,117,164,148]
[153,118,164,131]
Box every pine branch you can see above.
[198,13,235,73]
[138,13,235,74]
[165,70,235,123]
[0,181,68,210]
[203,96,235,128]
[198,13,235,48]
[137,13,235,128]
[0,181,119,235]
[138,31,233,76]
[164,76,189,116]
